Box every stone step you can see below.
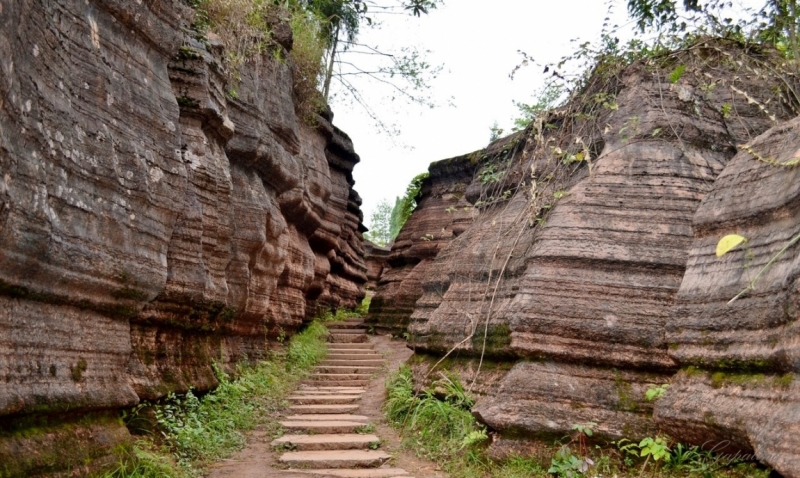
[289,404,360,414]
[327,328,367,333]
[301,379,371,387]
[307,373,373,381]
[287,395,362,405]
[279,420,367,434]
[272,434,379,452]
[294,389,366,395]
[326,321,366,329]
[278,450,391,469]
[298,386,366,392]
[288,469,413,477]
[327,343,375,350]
[316,366,381,374]
[328,334,369,344]
[321,359,384,367]
[285,414,370,422]
[326,353,383,361]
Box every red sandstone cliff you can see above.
[0,1,366,474]
[371,39,800,476]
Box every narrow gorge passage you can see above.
[208,322,443,478]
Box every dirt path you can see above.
[206,330,444,478]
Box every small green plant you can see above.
[571,421,597,456]
[645,383,670,401]
[460,429,488,449]
[640,436,671,462]
[489,121,505,142]
[355,423,376,434]
[669,64,687,83]
[478,164,505,184]
[548,445,593,477]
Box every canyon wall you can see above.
[369,40,800,476]
[0,1,366,475]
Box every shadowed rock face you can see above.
[0,0,365,474]
[373,41,800,475]
[363,240,391,292]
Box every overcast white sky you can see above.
[330,0,634,221]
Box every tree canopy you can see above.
[365,199,393,246]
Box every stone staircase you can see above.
[274,320,414,477]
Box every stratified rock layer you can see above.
[371,40,800,476]
[0,0,366,474]
[363,240,391,292]
[655,116,800,475]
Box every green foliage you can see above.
[358,295,371,315]
[389,172,429,240]
[489,121,505,142]
[511,83,564,132]
[626,0,800,62]
[478,164,504,185]
[461,429,489,449]
[365,199,394,246]
[669,64,687,83]
[645,383,670,401]
[384,366,485,466]
[627,0,701,33]
[104,440,189,478]
[286,320,328,368]
[354,423,376,434]
[289,7,328,122]
[188,0,327,122]
[571,422,596,437]
[639,436,672,462]
[548,446,593,477]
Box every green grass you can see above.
[384,367,772,478]
[102,319,330,477]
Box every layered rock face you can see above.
[655,116,800,474]
[0,1,366,475]
[363,239,391,292]
[371,41,800,475]
[366,141,512,334]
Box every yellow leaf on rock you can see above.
[716,234,747,257]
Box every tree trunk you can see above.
[323,23,340,101]
[789,0,799,67]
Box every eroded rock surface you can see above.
[656,115,800,475]
[0,1,366,474]
[363,239,390,292]
[372,40,800,476]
